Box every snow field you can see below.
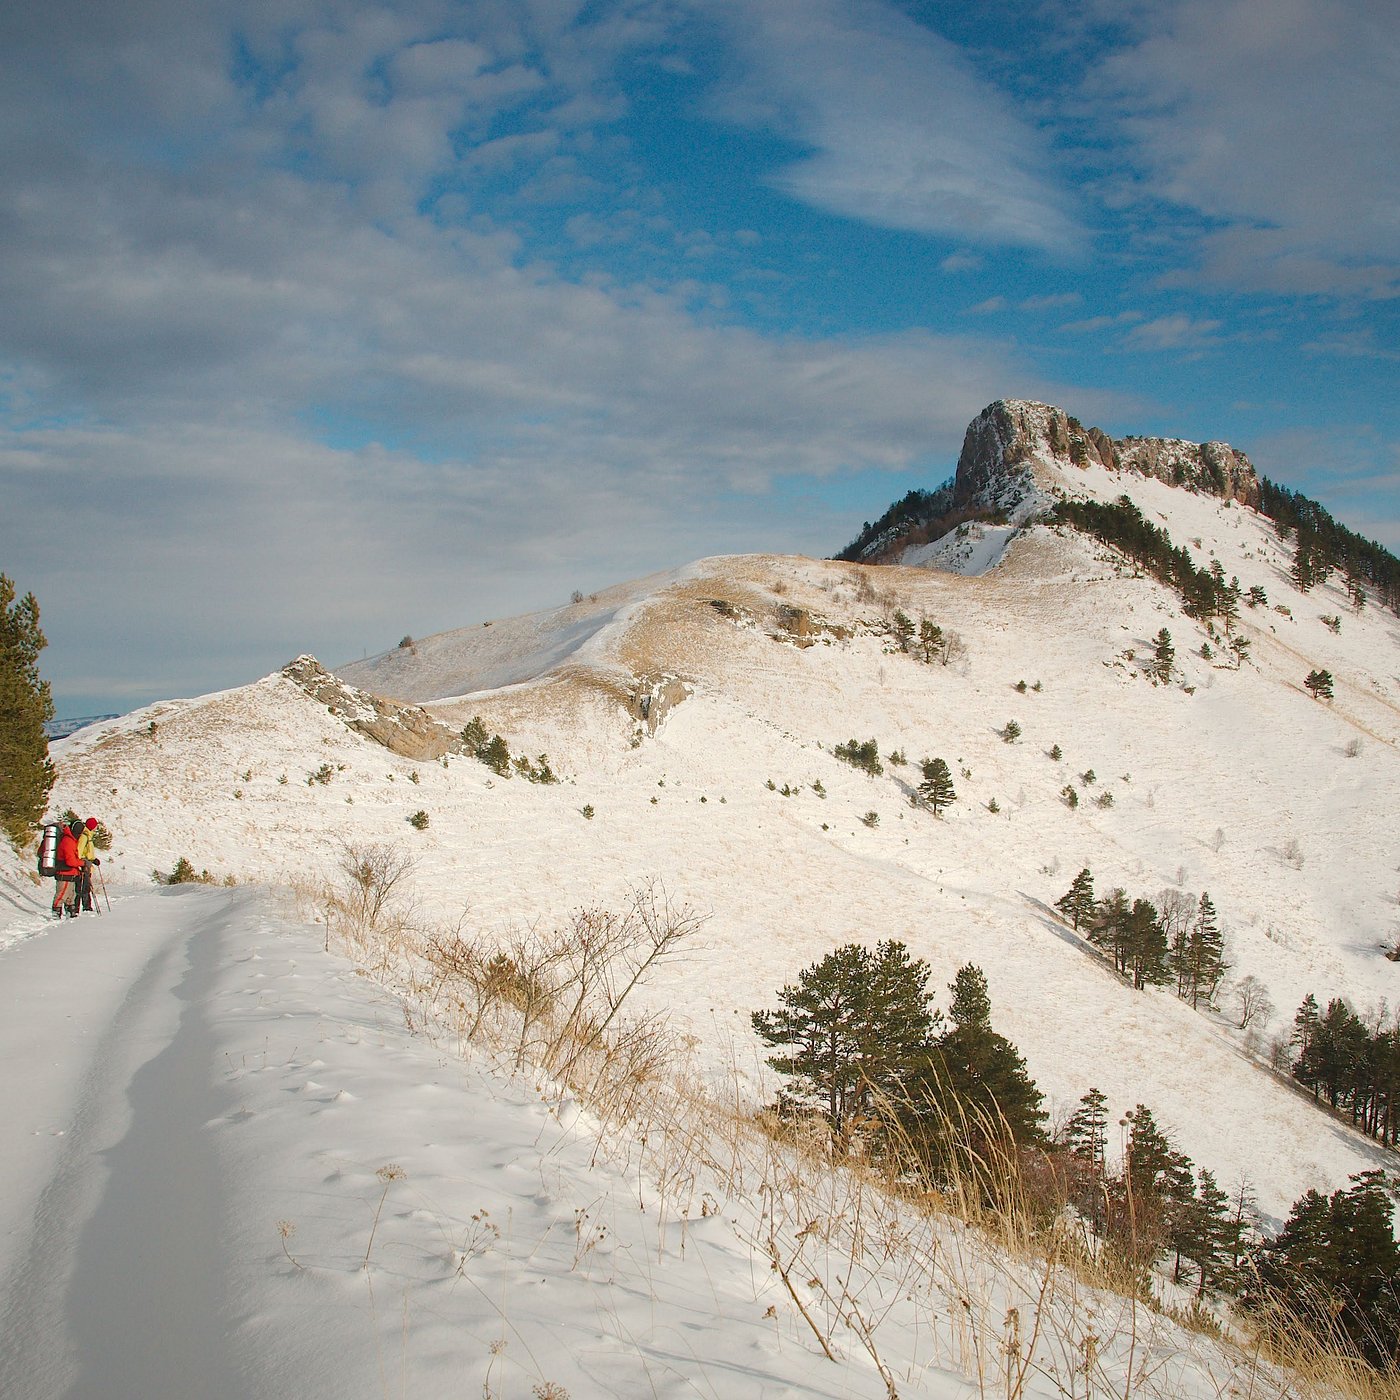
[45,481,1400,1238]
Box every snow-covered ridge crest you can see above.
[954,399,1262,522]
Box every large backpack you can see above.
[37,822,61,878]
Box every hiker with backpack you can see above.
[50,820,83,919]
[75,817,101,913]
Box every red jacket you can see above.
[56,829,80,877]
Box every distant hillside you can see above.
[43,714,120,740]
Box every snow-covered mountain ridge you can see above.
[34,428,1400,1230]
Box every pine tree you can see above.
[1152,628,1174,682]
[1088,887,1132,972]
[0,575,56,848]
[479,734,512,775]
[1125,897,1169,989]
[1066,1088,1109,1168]
[1065,1088,1110,1229]
[752,941,938,1137]
[918,618,944,664]
[1179,893,1227,1008]
[918,757,956,815]
[1117,1105,1195,1272]
[891,610,915,652]
[1056,868,1096,931]
[1179,1167,1232,1297]
[1220,576,1242,634]
[907,964,1045,1170]
[1304,668,1334,700]
[1292,993,1321,1063]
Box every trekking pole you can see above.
[97,864,111,913]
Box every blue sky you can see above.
[2,0,1397,715]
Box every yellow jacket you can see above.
[77,828,96,861]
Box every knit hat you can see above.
[85,817,98,830]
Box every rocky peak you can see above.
[953,399,1262,513]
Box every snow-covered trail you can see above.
[0,886,921,1400]
[0,889,248,1399]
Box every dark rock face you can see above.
[951,402,1039,514]
[281,654,460,759]
[953,400,1262,512]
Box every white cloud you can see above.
[1122,314,1224,351]
[0,0,1055,705]
[1060,310,1144,334]
[708,0,1083,254]
[1100,0,1400,298]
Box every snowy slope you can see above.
[39,487,1400,1229]
[11,412,1400,1397]
[0,886,1305,1400]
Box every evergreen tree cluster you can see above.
[1289,994,1400,1147]
[1304,668,1334,700]
[1247,1170,1400,1370]
[459,716,558,783]
[1056,870,1227,1002]
[1068,1083,1400,1368]
[1052,496,1241,622]
[1061,1089,1251,1296]
[752,946,1044,1178]
[1259,477,1400,614]
[754,943,1400,1368]
[0,574,56,848]
[832,737,883,776]
[889,610,956,665]
[832,480,1014,564]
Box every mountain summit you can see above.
[955,399,1262,516]
[841,398,1264,565]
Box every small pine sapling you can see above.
[1000,720,1021,744]
[1304,669,1333,700]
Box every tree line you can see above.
[753,939,1400,1370]
[1259,476,1400,614]
[1056,868,1228,1003]
[1291,993,1400,1148]
[1051,495,1239,624]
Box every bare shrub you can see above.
[1229,974,1274,1031]
[325,840,417,951]
[419,881,706,1109]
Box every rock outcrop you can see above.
[953,399,1262,515]
[282,654,461,760]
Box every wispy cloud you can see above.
[709,0,1084,254]
[0,0,1060,705]
[1060,311,1145,334]
[1122,314,1224,351]
[967,292,1083,316]
[1303,329,1400,362]
[1099,0,1400,300]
